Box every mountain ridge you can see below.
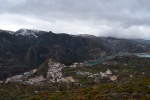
[0,28,150,80]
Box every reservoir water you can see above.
[135,53,150,58]
[85,53,150,66]
[85,55,115,66]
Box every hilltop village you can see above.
[1,54,150,100]
[2,52,149,88]
[3,58,118,87]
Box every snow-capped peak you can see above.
[15,28,40,38]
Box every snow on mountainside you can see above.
[78,34,97,38]
[14,28,40,37]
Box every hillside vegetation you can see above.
[1,56,150,100]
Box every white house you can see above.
[100,72,108,78]
[106,69,112,75]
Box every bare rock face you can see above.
[24,32,107,67]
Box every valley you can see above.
[1,0,150,99]
[0,29,150,99]
[0,54,150,99]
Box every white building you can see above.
[100,72,108,78]
[106,69,112,75]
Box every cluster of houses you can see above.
[75,69,117,82]
[100,69,118,81]
[5,69,37,83]
[46,59,66,83]
[23,59,67,85]
[4,59,76,85]
[3,58,117,86]
[25,75,46,85]
[69,62,84,68]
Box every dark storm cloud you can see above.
[0,0,150,39]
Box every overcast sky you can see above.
[0,0,150,39]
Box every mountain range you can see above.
[0,28,150,80]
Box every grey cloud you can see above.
[0,0,150,39]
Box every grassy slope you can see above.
[25,56,150,100]
[25,77,150,100]
[1,56,150,100]
[0,83,36,100]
